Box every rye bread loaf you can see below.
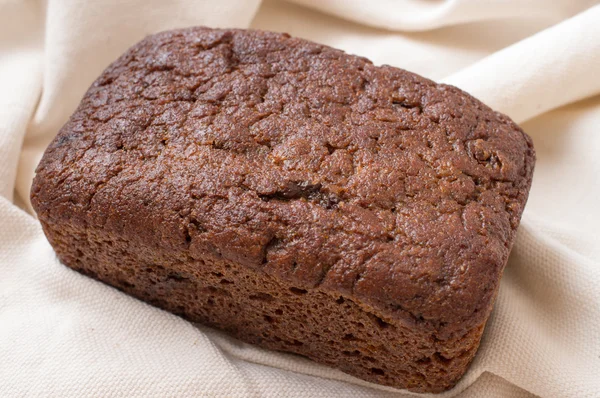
[31,27,535,393]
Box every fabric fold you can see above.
[284,0,597,31]
[443,5,600,123]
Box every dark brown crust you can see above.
[31,27,535,392]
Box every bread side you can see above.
[31,27,535,392]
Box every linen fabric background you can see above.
[1,0,600,396]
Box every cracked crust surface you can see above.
[31,27,535,392]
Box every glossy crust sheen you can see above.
[31,27,535,392]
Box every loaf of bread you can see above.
[31,27,535,393]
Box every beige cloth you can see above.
[1,0,600,396]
